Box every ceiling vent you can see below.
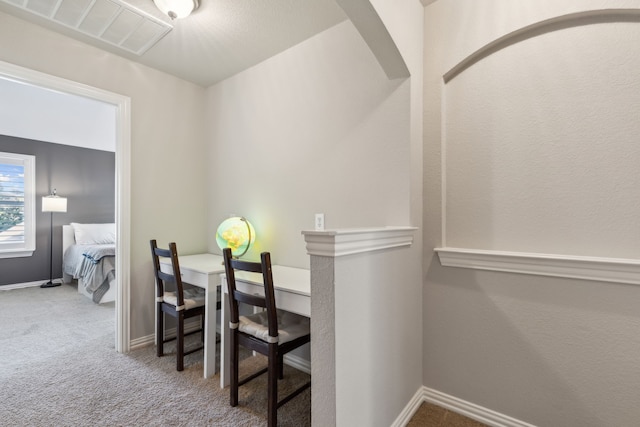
[2,0,172,55]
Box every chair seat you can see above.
[224,249,310,426]
[240,309,310,344]
[163,287,205,310]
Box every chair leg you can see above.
[267,344,279,427]
[201,313,205,344]
[278,354,284,380]
[156,305,163,357]
[230,330,239,407]
[177,313,184,371]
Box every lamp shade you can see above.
[42,195,67,213]
[216,216,255,258]
[153,0,199,19]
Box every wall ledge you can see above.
[302,226,417,257]
[435,247,640,285]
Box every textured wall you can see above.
[442,11,640,258]
[423,1,640,425]
[207,5,424,425]
[205,20,411,269]
[309,255,336,426]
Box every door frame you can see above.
[0,60,131,353]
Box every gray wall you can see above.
[0,134,114,286]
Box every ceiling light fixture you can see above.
[153,0,199,20]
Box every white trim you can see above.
[130,334,154,350]
[439,9,640,279]
[389,387,424,427]
[0,279,62,290]
[301,226,417,257]
[391,386,536,427]
[443,9,640,83]
[0,152,35,257]
[422,387,536,427]
[0,60,131,354]
[0,250,34,258]
[133,321,206,350]
[114,90,131,354]
[283,353,311,375]
[130,329,311,374]
[440,77,448,248]
[435,247,640,285]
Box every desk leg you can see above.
[203,285,217,379]
[220,289,230,388]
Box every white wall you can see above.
[0,4,427,423]
[0,78,116,152]
[424,1,640,425]
[0,10,209,340]
[205,19,411,269]
[206,3,424,424]
[441,10,640,258]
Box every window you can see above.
[0,152,35,258]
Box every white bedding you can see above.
[62,224,116,304]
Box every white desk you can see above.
[220,265,311,388]
[159,253,225,379]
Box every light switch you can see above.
[315,213,325,231]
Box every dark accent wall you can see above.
[0,134,115,286]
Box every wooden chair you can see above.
[150,239,206,371]
[222,247,311,427]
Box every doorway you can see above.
[0,60,131,353]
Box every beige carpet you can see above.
[0,284,310,426]
[407,402,489,427]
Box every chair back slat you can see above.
[223,247,311,425]
[150,239,208,372]
[223,248,279,339]
[153,247,172,259]
[150,239,185,306]
[230,257,263,273]
[234,290,267,308]
[157,270,175,284]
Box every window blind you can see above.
[0,162,25,243]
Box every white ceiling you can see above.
[0,0,349,87]
[0,0,431,152]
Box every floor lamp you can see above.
[41,189,67,288]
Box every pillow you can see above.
[71,222,116,245]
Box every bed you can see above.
[62,223,116,304]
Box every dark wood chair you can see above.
[150,239,206,371]
[222,247,311,427]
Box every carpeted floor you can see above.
[1,284,486,427]
[0,284,310,426]
[407,402,489,427]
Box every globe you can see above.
[216,216,256,257]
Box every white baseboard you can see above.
[283,353,311,375]
[130,328,311,376]
[130,333,154,350]
[392,386,536,427]
[130,322,206,350]
[390,387,425,427]
[0,278,64,290]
